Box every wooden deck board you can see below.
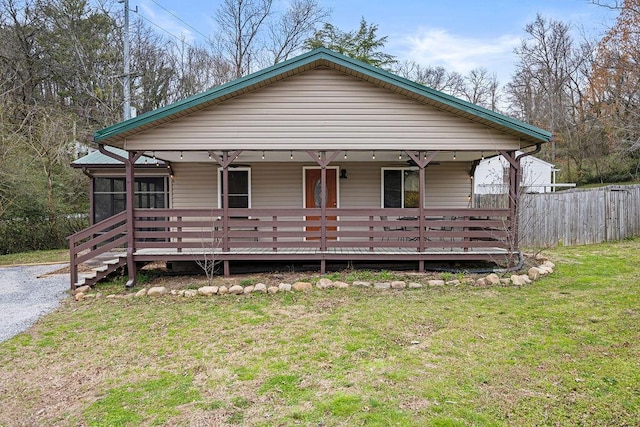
[134,247,508,256]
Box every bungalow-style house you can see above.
[68,48,551,289]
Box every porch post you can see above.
[500,150,520,253]
[320,152,327,252]
[406,151,439,261]
[125,151,137,288]
[98,144,142,287]
[221,152,230,253]
[210,151,242,277]
[307,150,341,275]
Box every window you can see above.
[93,177,168,223]
[381,168,420,208]
[218,168,251,208]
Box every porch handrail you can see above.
[132,207,511,253]
[68,211,128,288]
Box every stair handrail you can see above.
[68,211,128,290]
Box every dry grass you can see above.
[1,240,639,426]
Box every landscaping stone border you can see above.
[72,261,556,301]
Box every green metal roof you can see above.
[72,145,162,166]
[94,47,552,144]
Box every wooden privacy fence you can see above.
[474,184,640,247]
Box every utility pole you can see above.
[121,0,131,120]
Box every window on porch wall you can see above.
[93,177,168,223]
[382,168,420,208]
[217,168,251,208]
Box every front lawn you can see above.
[0,249,69,266]
[0,240,639,425]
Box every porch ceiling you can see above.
[140,150,496,164]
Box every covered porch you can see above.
[68,147,524,289]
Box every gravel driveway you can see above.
[0,264,69,342]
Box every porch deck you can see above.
[69,207,515,288]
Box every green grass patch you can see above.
[1,239,639,425]
[83,372,200,426]
[0,248,69,266]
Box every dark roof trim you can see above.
[94,48,552,143]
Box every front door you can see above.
[304,168,338,240]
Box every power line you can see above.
[134,10,199,50]
[149,0,212,42]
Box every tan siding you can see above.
[251,163,302,208]
[337,162,380,208]
[170,161,472,209]
[124,68,520,151]
[425,162,473,208]
[172,163,216,208]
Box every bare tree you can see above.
[588,0,640,180]
[461,67,501,111]
[395,61,465,95]
[23,106,75,230]
[214,0,274,78]
[267,0,329,64]
[171,40,234,97]
[506,14,595,170]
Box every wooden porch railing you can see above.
[68,211,128,287]
[132,207,511,252]
[69,207,512,287]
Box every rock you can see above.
[74,285,91,294]
[408,282,423,289]
[528,267,542,280]
[352,281,371,287]
[292,282,312,292]
[123,293,135,299]
[521,275,532,284]
[106,294,117,299]
[184,289,198,297]
[95,293,103,299]
[170,290,178,295]
[134,288,147,297]
[244,285,254,294]
[427,280,445,286]
[278,283,292,292]
[334,281,350,289]
[254,283,267,293]
[267,286,279,294]
[485,273,501,285]
[374,282,391,290]
[391,280,406,289]
[475,278,487,286]
[500,278,511,285]
[539,265,553,274]
[445,279,461,286]
[198,286,218,296]
[229,285,244,295]
[510,275,527,286]
[316,278,334,289]
[462,278,476,285]
[74,292,85,301]
[218,286,229,295]
[177,290,186,296]
[542,261,555,269]
[147,286,168,297]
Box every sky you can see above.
[132,0,618,84]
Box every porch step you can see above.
[75,255,127,289]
